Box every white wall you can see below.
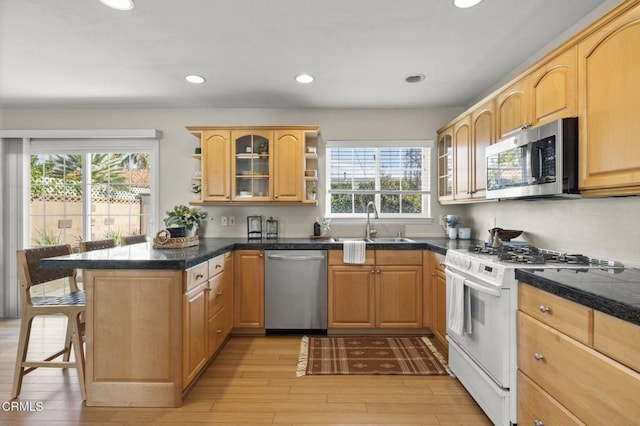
[1,107,464,239]
[463,197,640,268]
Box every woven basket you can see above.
[153,229,199,249]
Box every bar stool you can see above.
[79,238,116,252]
[12,244,86,400]
[120,234,147,246]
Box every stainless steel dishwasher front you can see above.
[264,250,327,333]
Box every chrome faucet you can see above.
[365,201,379,239]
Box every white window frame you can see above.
[325,140,433,222]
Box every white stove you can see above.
[443,244,623,426]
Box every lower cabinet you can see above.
[517,283,640,425]
[424,251,447,350]
[183,280,208,387]
[328,250,422,329]
[234,250,265,329]
[183,253,232,390]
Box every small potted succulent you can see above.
[306,183,318,201]
[164,205,208,237]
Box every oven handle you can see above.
[445,268,501,297]
[463,279,502,297]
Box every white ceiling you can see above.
[0,0,616,109]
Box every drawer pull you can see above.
[216,291,223,296]
[195,273,204,280]
[533,352,544,361]
[215,264,222,269]
[539,305,551,313]
[216,329,223,334]
[534,420,544,426]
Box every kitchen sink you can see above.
[369,237,415,243]
[330,237,415,243]
[330,237,371,243]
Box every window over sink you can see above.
[325,140,432,220]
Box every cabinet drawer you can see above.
[518,283,592,345]
[208,274,225,317]
[207,308,225,356]
[517,370,584,426]
[328,249,375,265]
[185,262,209,292]
[375,250,422,265]
[208,254,225,278]
[594,310,640,373]
[518,312,640,424]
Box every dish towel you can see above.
[445,269,472,336]
[343,240,366,264]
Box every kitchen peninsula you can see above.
[40,237,470,407]
[41,237,640,408]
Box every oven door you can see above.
[445,268,511,388]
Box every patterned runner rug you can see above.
[296,336,452,377]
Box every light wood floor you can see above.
[0,316,491,425]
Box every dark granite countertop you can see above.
[39,236,481,270]
[515,268,640,326]
[40,236,640,325]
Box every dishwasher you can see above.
[264,250,327,334]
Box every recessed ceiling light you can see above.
[454,0,483,8]
[405,74,425,83]
[295,74,314,84]
[185,74,206,84]
[98,0,135,11]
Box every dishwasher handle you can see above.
[266,254,325,261]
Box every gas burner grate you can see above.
[498,253,546,264]
[468,245,500,255]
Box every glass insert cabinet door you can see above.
[437,130,453,199]
[232,130,273,200]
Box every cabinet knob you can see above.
[371,270,375,274]
[534,420,544,426]
[533,352,544,361]
[274,195,278,199]
[215,264,222,269]
[539,305,551,313]
[431,272,436,277]
[216,291,223,296]
[376,269,381,274]
[259,253,263,258]
[216,329,223,334]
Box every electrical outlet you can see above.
[229,216,236,226]
[221,216,228,226]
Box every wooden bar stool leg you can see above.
[62,320,73,362]
[69,313,86,400]
[11,316,34,399]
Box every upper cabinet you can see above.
[496,78,531,139]
[529,46,578,127]
[437,127,454,202]
[470,100,495,199]
[201,130,231,202]
[453,116,471,200]
[578,2,640,196]
[231,130,273,202]
[187,126,320,205]
[437,0,640,203]
[273,130,303,202]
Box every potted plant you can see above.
[446,216,460,239]
[307,183,318,201]
[164,204,208,237]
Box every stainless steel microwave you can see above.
[486,117,579,200]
